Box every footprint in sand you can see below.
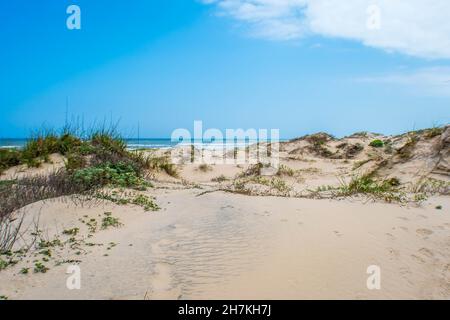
[385,233,396,240]
[416,228,433,237]
[418,247,435,258]
[333,231,343,237]
[411,254,427,264]
[399,266,411,276]
[397,217,409,221]
[387,247,400,259]
[399,226,409,232]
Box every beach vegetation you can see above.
[424,126,444,139]
[369,139,384,148]
[101,212,122,230]
[33,262,49,273]
[0,149,21,174]
[276,164,295,177]
[211,175,228,182]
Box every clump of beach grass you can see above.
[311,174,405,203]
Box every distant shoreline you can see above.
[0,138,287,150]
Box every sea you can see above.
[0,138,283,150]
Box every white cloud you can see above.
[202,0,450,59]
[357,67,450,96]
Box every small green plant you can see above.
[62,228,79,236]
[435,205,442,210]
[131,195,160,211]
[369,139,384,148]
[0,258,8,270]
[101,212,122,229]
[20,267,29,274]
[0,295,8,300]
[39,249,52,257]
[34,262,49,273]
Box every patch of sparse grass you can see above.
[411,177,450,195]
[211,175,228,182]
[397,134,419,160]
[147,156,179,177]
[276,164,295,177]
[269,178,291,194]
[336,174,403,202]
[424,126,444,139]
[96,191,159,211]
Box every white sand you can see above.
[1,128,449,299]
[1,190,448,300]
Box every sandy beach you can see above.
[0,127,449,300]
[1,191,449,300]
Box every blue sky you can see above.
[1,0,449,138]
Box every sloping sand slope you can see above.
[1,189,448,299]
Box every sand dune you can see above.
[0,127,449,299]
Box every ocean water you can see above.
[0,138,280,150]
[0,138,176,150]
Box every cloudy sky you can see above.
[1,0,449,138]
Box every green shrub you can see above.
[65,152,86,171]
[0,149,21,174]
[369,139,384,148]
[90,133,126,155]
[21,133,82,167]
[72,162,148,189]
